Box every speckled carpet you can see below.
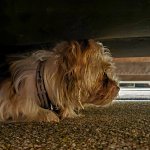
[0,101,150,150]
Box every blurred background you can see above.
[0,0,150,99]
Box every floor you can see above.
[0,101,150,150]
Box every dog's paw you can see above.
[61,108,78,119]
[45,110,60,122]
[27,108,60,122]
[77,113,85,118]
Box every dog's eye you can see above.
[103,73,108,80]
[103,73,109,86]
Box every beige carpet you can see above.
[0,101,150,150]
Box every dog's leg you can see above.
[25,107,60,122]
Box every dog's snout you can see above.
[115,85,120,94]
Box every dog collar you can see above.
[36,60,60,113]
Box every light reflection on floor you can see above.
[117,99,150,102]
[117,87,150,101]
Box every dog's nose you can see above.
[117,86,120,91]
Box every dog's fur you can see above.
[0,39,119,122]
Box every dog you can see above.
[0,39,119,122]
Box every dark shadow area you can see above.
[0,0,150,81]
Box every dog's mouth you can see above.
[87,79,120,106]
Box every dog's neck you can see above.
[36,60,60,113]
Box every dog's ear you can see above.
[62,40,92,69]
[58,41,83,95]
[61,41,81,71]
[63,71,77,93]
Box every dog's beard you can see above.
[0,39,119,122]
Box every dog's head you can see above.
[51,39,119,107]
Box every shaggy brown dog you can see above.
[0,39,119,122]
